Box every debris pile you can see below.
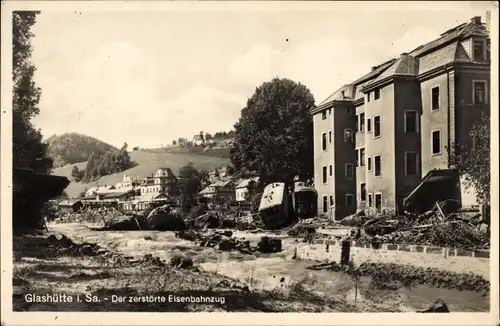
[146,205,185,231]
[341,200,489,249]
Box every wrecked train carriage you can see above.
[258,182,318,229]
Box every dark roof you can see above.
[409,20,488,57]
[363,55,420,89]
[102,191,131,199]
[316,17,489,108]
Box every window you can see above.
[345,194,354,207]
[329,195,334,207]
[368,193,373,207]
[345,163,354,178]
[405,152,418,175]
[322,166,328,184]
[344,129,353,143]
[359,113,365,132]
[329,164,333,176]
[473,39,486,62]
[367,92,371,102]
[355,149,359,167]
[375,193,382,211]
[431,87,440,111]
[322,196,328,213]
[360,148,365,166]
[367,157,372,171]
[329,131,332,143]
[473,81,487,104]
[367,118,372,132]
[355,115,359,132]
[360,183,366,201]
[374,88,380,100]
[405,111,418,133]
[374,155,381,177]
[322,133,327,151]
[322,111,327,120]
[374,116,381,137]
[432,130,441,155]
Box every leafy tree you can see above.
[177,163,202,213]
[199,169,210,187]
[71,165,83,181]
[12,11,53,173]
[132,146,139,151]
[172,140,177,146]
[450,114,490,206]
[230,78,315,185]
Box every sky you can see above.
[29,1,493,149]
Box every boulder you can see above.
[257,236,282,253]
[218,239,235,251]
[170,254,193,269]
[419,299,450,313]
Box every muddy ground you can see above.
[11,222,490,312]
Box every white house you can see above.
[235,177,259,202]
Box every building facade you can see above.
[312,16,490,220]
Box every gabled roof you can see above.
[102,191,131,199]
[318,84,356,106]
[235,177,259,189]
[315,16,489,110]
[363,54,419,89]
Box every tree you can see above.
[450,114,490,206]
[172,140,177,146]
[177,163,203,213]
[12,11,53,173]
[199,169,210,187]
[230,78,315,185]
[71,165,83,181]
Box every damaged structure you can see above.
[311,16,490,220]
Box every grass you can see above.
[52,150,231,198]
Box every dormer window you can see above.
[473,39,486,62]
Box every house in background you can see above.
[115,173,135,192]
[58,200,83,213]
[193,134,205,146]
[198,180,236,202]
[208,166,234,182]
[312,15,490,220]
[85,185,116,197]
[235,178,259,202]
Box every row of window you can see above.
[321,192,383,213]
[321,150,420,184]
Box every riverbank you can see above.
[13,226,410,312]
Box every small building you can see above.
[85,185,116,197]
[58,200,83,213]
[235,177,259,202]
[199,180,235,203]
[193,134,205,146]
[100,191,135,203]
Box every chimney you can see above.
[486,11,491,33]
[371,66,377,71]
[471,16,481,25]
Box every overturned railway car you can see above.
[258,182,318,229]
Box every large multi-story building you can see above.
[312,16,491,220]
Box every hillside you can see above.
[52,150,232,198]
[46,133,118,168]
